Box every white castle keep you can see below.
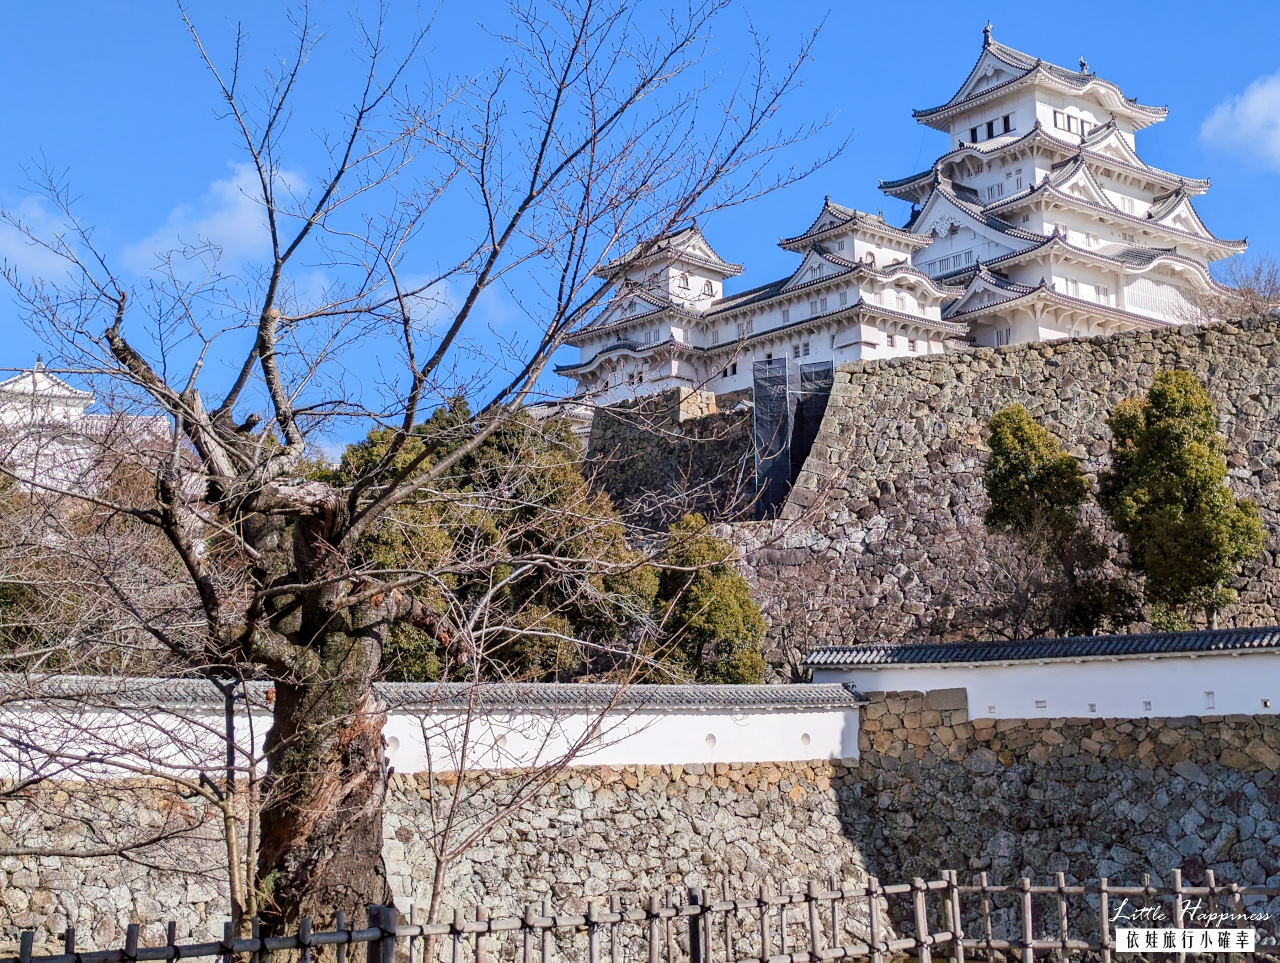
[560,25,1244,405]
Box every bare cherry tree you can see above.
[0,0,831,929]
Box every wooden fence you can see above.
[4,870,1278,963]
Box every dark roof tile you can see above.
[803,626,1280,667]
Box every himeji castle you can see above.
[559,24,1244,405]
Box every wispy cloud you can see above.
[0,196,76,280]
[122,162,306,275]
[1201,71,1280,171]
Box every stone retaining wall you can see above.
[6,694,1279,952]
[735,318,1280,652]
[849,689,1280,890]
[586,388,752,527]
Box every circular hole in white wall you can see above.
[385,735,401,753]
[705,732,717,749]
[800,732,811,747]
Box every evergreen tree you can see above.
[1100,370,1264,628]
[983,405,1137,636]
[331,414,765,683]
[651,514,766,683]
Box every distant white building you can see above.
[560,26,1243,404]
[0,361,100,492]
[559,211,965,405]
[883,23,1242,347]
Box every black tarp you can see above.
[752,358,833,518]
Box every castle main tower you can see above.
[881,24,1245,348]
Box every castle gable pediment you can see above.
[779,248,851,292]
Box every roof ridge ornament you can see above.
[983,20,992,45]
[1079,56,1089,73]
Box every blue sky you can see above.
[2,1,1278,424]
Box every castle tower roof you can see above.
[911,25,1167,132]
[594,224,742,281]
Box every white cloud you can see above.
[123,162,306,275]
[0,196,77,280]
[1201,71,1280,171]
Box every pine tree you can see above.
[1100,370,1265,628]
[652,514,766,684]
[983,405,1137,636]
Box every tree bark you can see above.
[255,497,393,930]
[257,671,390,929]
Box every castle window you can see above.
[809,299,819,316]
[712,328,720,344]
[736,320,752,338]
[819,297,828,311]
[886,333,896,348]
[678,272,690,289]
[830,334,836,348]
[802,341,810,357]
[1002,113,1013,133]
[730,362,738,376]
[764,351,773,360]
[896,293,907,310]
[792,343,801,359]
[1053,110,1065,130]
[1097,285,1110,305]
[1081,120,1093,136]
[781,308,790,323]
[839,291,848,306]
[1066,278,1080,298]
[969,126,979,142]
[908,339,917,352]
[995,326,1012,346]
[1015,168,1023,190]
[837,239,845,251]
[702,280,713,295]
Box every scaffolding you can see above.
[751,358,834,519]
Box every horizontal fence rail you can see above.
[4,871,1279,963]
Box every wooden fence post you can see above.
[687,888,704,963]
[541,899,553,963]
[808,880,823,959]
[1171,869,1185,963]
[911,878,932,963]
[647,894,661,963]
[476,905,489,963]
[1019,878,1035,963]
[587,902,600,963]
[1098,879,1111,963]
[759,885,772,962]
[945,870,965,963]
[867,877,883,963]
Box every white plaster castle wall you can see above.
[811,650,1280,719]
[386,705,859,772]
[0,697,861,781]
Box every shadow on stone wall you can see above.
[841,689,1280,893]
[585,388,753,529]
